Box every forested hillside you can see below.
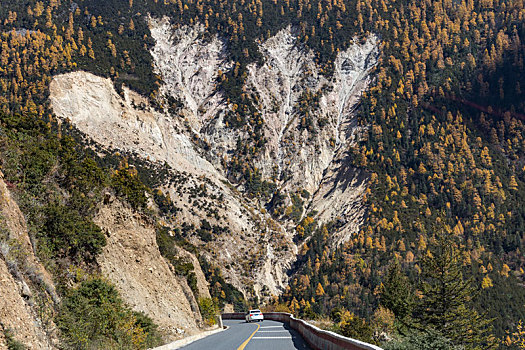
[0,0,525,349]
[281,1,525,348]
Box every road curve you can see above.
[180,319,311,350]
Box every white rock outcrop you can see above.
[149,18,230,133]
[148,21,378,244]
[243,27,378,199]
[49,71,217,176]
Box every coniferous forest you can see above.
[0,0,525,349]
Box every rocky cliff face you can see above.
[149,18,231,138]
[94,196,201,339]
[48,18,379,299]
[149,18,378,256]
[174,245,211,300]
[148,19,378,243]
[0,174,58,349]
[245,27,378,194]
[0,259,53,349]
[0,166,207,345]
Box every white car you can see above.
[245,309,264,322]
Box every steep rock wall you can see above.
[0,258,53,349]
[94,196,201,338]
[149,18,231,134]
[0,174,57,349]
[174,246,211,299]
[148,21,378,243]
[49,71,217,177]
[244,26,378,197]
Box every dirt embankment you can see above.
[94,195,202,339]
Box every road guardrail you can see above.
[221,312,383,350]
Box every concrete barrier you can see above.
[221,312,383,350]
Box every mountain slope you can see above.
[1,0,525,348]
[48,21,379,297]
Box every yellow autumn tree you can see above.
[315,282,325,296]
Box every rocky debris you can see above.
[245,26,378,200]
[149,17,231,134]
[308,152,369,246]
[94,197,200,339]
[0,330,6,349]
[245,26,318,180]
[223,304,235,313]
[148,21,378,242]
[0,173,58,303]
[148,17,238,172]
[49,71,218,177]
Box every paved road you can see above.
[181,319,311,350]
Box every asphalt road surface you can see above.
[180,319,311,350]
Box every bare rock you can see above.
[0,258,53,349]
[94,197,200,339]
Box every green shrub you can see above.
[339,314,374,344]
[131,311,163,347]
[57,278,162,349]
[383,330,464,350]
[40,202,106,264]
[20,139,58,189]
[111,168,149,210]
[186,272,198,295]
[198,298,219,326]
[199,257,247,310]
[58,136,107,194]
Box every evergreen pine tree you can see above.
[416,233,495,349]
[380,260,414,328]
